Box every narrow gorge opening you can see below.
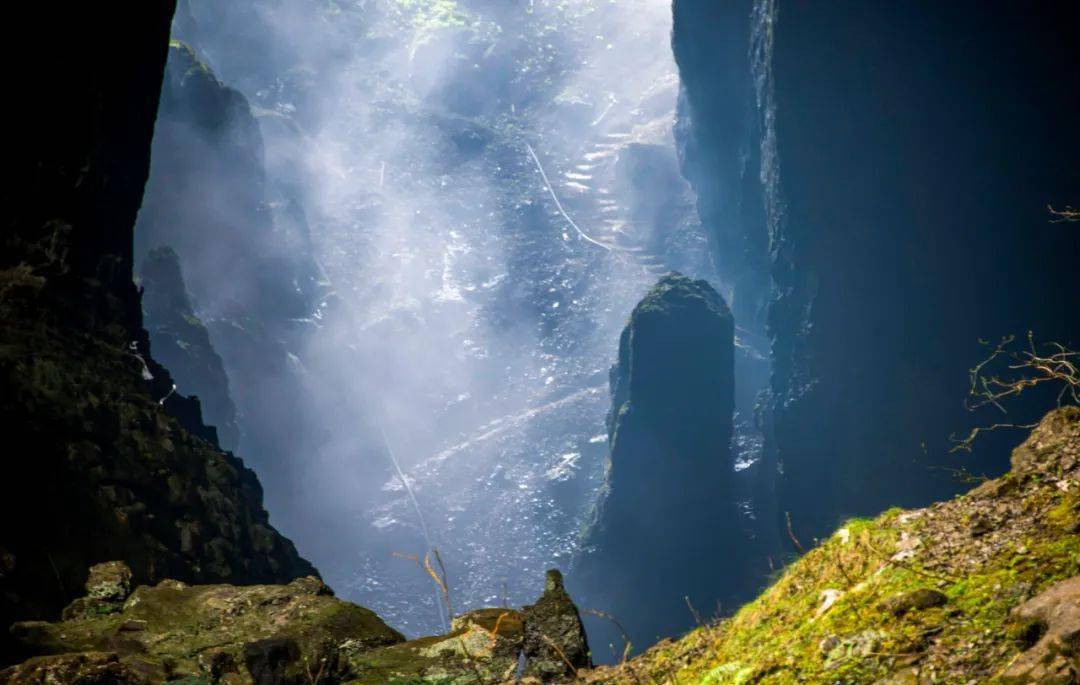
[135,0,775,650]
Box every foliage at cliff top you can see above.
[584,407,1080,684]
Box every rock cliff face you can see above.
[6,4,175,339]
[671,0,768,327]
[576,273,745,654]
[137,42,318,325]
[140,247,240,451]
[1,0,315,661]
[672,0,1080,544]
[136,41,322,518]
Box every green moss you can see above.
[589,413,1080,683]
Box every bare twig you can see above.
[684,596,703,627]
[785,511,805,554]
[583,608,634,665]
[540,634,579,678]
[303,654,328,685]
[951,333,1079,452]
[392,549,454,632]
[487,611,511,638]
[427,549,454,621]
[1048,204,1080,223]
[950,422,1039,454]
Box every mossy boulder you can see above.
[7,575,403,684]
[60,561,135,621]
[879,588,947,617]
[0,651,154,685]
[0,314,316,656]
[1,567,600,684]
[999,575,1080,683]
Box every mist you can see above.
[137,0,736,640]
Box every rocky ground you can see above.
[2,567,590,685]
[582,407,1080,684]
[8,407,1078,684]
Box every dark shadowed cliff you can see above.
[135,41,323,525]
[1,1,314,662]
[672,0,1080,547]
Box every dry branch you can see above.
[1048,204,1080,223]
[951,333,1079,452]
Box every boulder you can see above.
[0,652,154,685]
[880,588,947,617]
[85,561,134,601]
[523,570,591,681]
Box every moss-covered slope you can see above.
[585,407,1080,684]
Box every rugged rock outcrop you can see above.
[136,41,322,522]
[5,566,402,683]
[1000,575,1080,683]
[1,0,315,661]
[671,0,768,327]
[0,316,317,658]
[523,570,591,681]
[6,4,177,339]
[137,42,318,325]
[3,567,594,684]
[585,407,1080,683]
[575,273,745,655]
[140,247,240,450]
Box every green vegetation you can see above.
[393,0,470,30]
[588,408,1080,683]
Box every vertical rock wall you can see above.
[576,274,746,655]
[1,3,317,660]
[671,0,1080,544]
